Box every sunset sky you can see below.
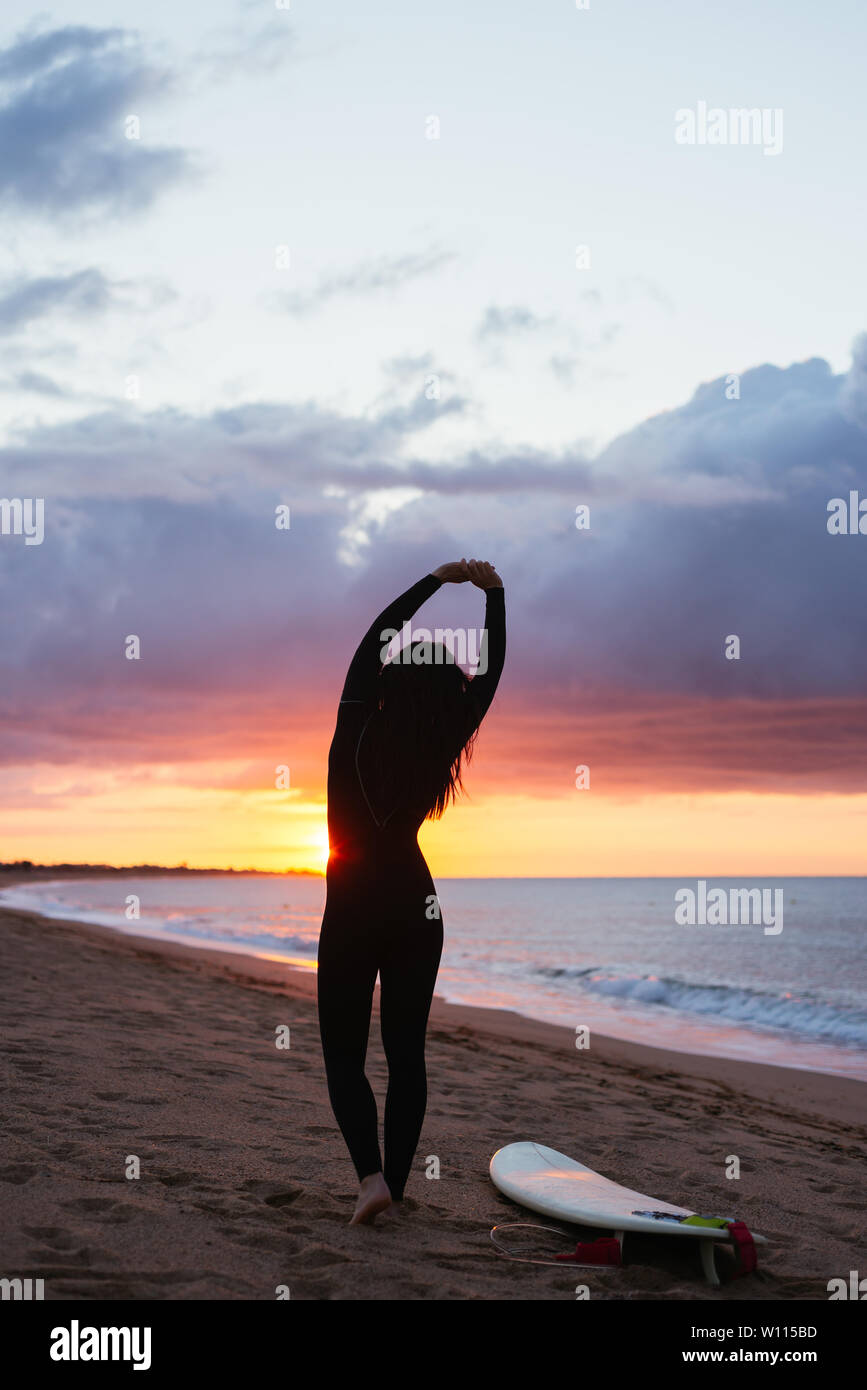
[1,2,866,876]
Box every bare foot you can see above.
[349,1172,392,1225]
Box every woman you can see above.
[317,557,506,1223]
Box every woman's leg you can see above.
[317,919,383,1191]
[378,914,444,1201]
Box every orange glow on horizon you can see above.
[311,827,331,873]
[1,756,867,877]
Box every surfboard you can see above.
[490,1142,767,1285]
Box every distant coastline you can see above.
[0,861,322,880]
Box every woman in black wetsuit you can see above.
[318,558,506,1224]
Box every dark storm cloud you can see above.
[841,332,867,431]
[0,25,195,218]
[0,394,594,500]
[2,343,866,792]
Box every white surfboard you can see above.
[490,1142,767,1285]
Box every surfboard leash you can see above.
[490,1223,622,1269]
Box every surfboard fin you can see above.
[699,1221,759,1286]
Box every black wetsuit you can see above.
[317,573,506,1199]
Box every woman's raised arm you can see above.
[462,560,506,733]
[339,563,470,705]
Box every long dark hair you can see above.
[358,640,478,822]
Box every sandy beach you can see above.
[1,895,864,1301]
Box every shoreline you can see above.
[3,875,864,1090]
[2,899,864,1299]
[13,900,867,1125]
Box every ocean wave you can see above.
[0,889,319,957]
[163,919,319,955]
[537,966,867,1047]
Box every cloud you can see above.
[475,300,619,383]
[617,275,676,312]
[276,249,456,315]
[549,352,579,387]
[196,17,294,82]
[840,331,867,432]
[0,395,591,502]
[382,351,436,380]
[0,369,68,396]
[476,305,556,339]
[0,268,173,336]
[0,25,196,219]
[2,342,866,796]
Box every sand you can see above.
[1,897,864,1301]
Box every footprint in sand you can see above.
[296,1245,353,1268]
[0,1163,37,1184]
[21,1224,78,1248]
[263,1190,304,1209]
[61,1197,138,1223]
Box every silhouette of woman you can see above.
[317,558,506,1223]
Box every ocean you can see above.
[3,874,865,1081]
